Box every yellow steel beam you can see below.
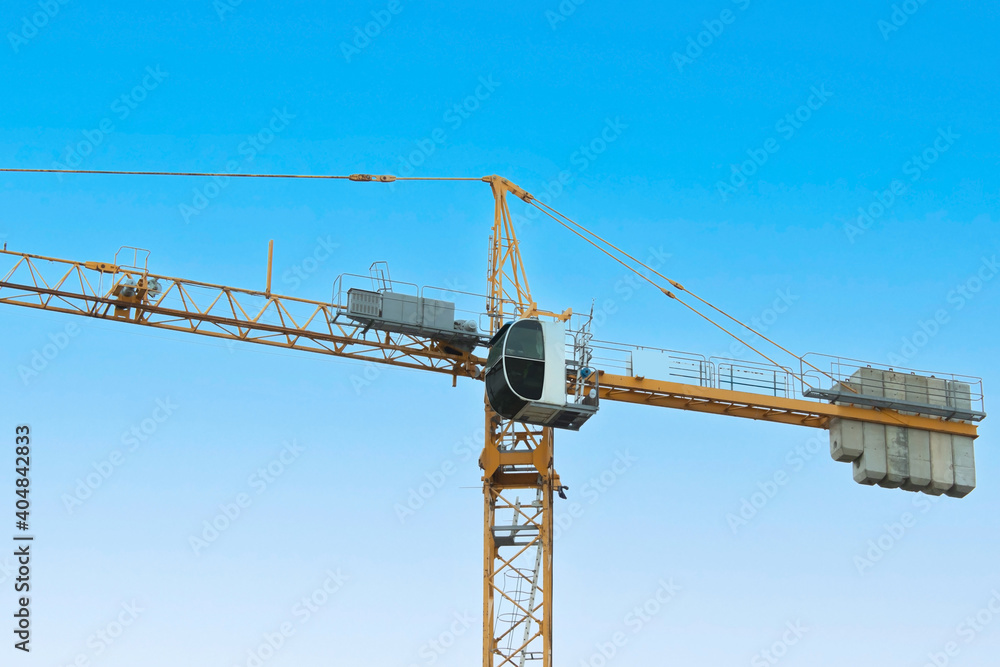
[483,178,553,667]
[597,372,980,438]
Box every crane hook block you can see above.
[349,173,397,183]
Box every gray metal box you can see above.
[347,289,381,318]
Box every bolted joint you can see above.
[85,261,118,273]
[349,173,397,182]
[485,175,533,202]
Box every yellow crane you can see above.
[0,169,986,666]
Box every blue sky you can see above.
[1,1,998,666]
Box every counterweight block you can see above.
[826,368,979,497]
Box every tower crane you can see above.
[0,169,986,667]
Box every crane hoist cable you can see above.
[529,198,855,394]
[525,201,825,390]
[0,167,482,182]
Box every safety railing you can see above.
[800,353,985,415]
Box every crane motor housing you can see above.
[345,288,482,352]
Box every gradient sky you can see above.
[1,2,998,666]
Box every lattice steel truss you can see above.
[482,177,558,667]
[0,248,481,381]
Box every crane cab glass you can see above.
[486,320,546,416]
[485,319,599,430]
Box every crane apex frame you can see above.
[0,170,987,666]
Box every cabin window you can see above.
[504,320,544,360]
[505,356,544,400]
[486,339,504,371]
[485,322,512,371]
[485,318,547,417]
[486,363,527,417]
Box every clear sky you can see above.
[1,1,998,666]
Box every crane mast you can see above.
[0,172,984,667]
[483,176,557,666]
